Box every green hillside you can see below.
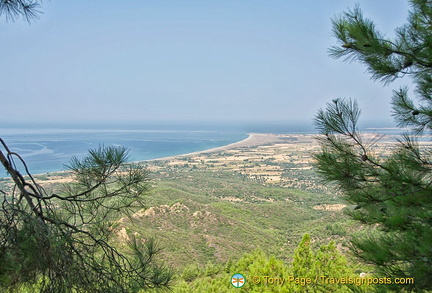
[0,143,365,291]
[115,169,354,269]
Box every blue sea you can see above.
[0,127,248,178]
[0,121,400,178]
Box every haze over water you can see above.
[0,120,401,178]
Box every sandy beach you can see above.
[4,131,425,195]
[145,133,321,188]
[147,133,287,162]
[0,133,292,186]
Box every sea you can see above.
[0,121,402,178]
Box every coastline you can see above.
[0,133,289,180]
[0,133,280,178]
[145,133,285,162]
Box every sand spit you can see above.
[148,133,286,162]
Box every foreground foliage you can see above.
[173,234,364,293]
[314,0,432,290]
[0,0,42,22]
[0,141,172,292]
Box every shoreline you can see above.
[0,133,294,179]
[145,133,252,162]
[144,133,286,163]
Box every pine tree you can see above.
[314,0,432,290]
[0,0,42,22]
[291,234,358,293]
[0,142,172,292]
[291,234,315,279]
[174,236,360,293]
[0,3,172,291]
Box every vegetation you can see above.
[172,234,363,293]
[0,140,172,292]
[0,0,42,22]
[5,0,430,291]
[114,168,353,269]
[314,0,432,290]
[0,150,361,291]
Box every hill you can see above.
[117,169,352,269]
[0,133,363,270]
[112,133,358,268]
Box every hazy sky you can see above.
[1,1,410,127]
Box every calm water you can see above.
[0,121,403,178]
[0,127,250,177]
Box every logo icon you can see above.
[231,273,246,288]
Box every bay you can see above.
[0,127,248,178]
[0,121,401,178]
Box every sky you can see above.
[0,0,411,128]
